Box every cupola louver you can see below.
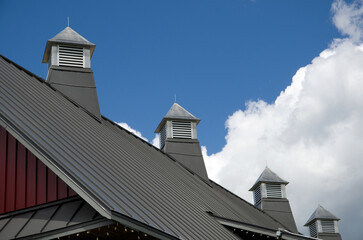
[172,120,192,139]
[58,45,84,68]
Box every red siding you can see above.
[26,151,36,207]
[47,168,57,202]
[0,125,78,214]
[16,144,26,209]
[6,134,16,212]
[0,127,7,213]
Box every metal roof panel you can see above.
[0,55,290,239]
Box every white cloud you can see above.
[332,0,363,43]
[151,134,160,148]
[117,122,148,142]
[203,1,363,238]
[117,122,161,149]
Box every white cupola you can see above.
[305,205,341,239]
[249,167,298,233]
[42,27,101,119]
[42,27,95,69]
[249,167,288,208]
[154,102,208,180]
[155,102,199,149]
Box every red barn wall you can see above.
[0,125,77,215]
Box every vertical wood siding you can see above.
[0,125,77,214]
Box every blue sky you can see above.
[0,0,340,153]
[2,1,363,239]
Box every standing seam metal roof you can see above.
[0,197,106,240]
[0,55,289,239]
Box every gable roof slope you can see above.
[0,55,290,239]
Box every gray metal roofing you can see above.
[165,103,199,120]
[49,27,94,45]
[304,205,340,226]
[250,167,289,191]
[155,103,200,133]
[0,55,289,239]
[0,197,106,240]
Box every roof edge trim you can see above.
[0,113,111,220]
[0,196,81,219]
[111,211,179,240]
[214,216,316,240]
[17,218,113,240]
[214,215,278,238]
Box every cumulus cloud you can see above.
[151,134,160,148]
[117,122,161,148]
[116,1,362,238]
[203,1,363,238]
[117,122,148,142]
[332,0,363,42]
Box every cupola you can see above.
[42,27,95,69]
[249,167,297,233]
[249,167,289,207]
[304,205,342,240]
[155,103,208,180]
[155,102,199,149]
[42,27,101,119]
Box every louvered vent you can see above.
[266,184,282,198]
[309,221,317,238]
[321,220,336,233]
[58,45,84,68]
[253,185,262,207]
[160,123,167,149]
[172,121,192,139]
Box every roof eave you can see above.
[249,180,289,191]
[304,217,340,226]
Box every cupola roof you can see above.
[304,205,340,226]
[249,167,289,191]
[42,27,96,63]
[155,102,200,133]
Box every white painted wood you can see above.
[261,183,267,198]
[84,48,91,68]
[334,220,339,233]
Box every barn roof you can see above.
[0,55,292,239]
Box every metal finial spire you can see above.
[174,94,177,103]
[67,16,70,27]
